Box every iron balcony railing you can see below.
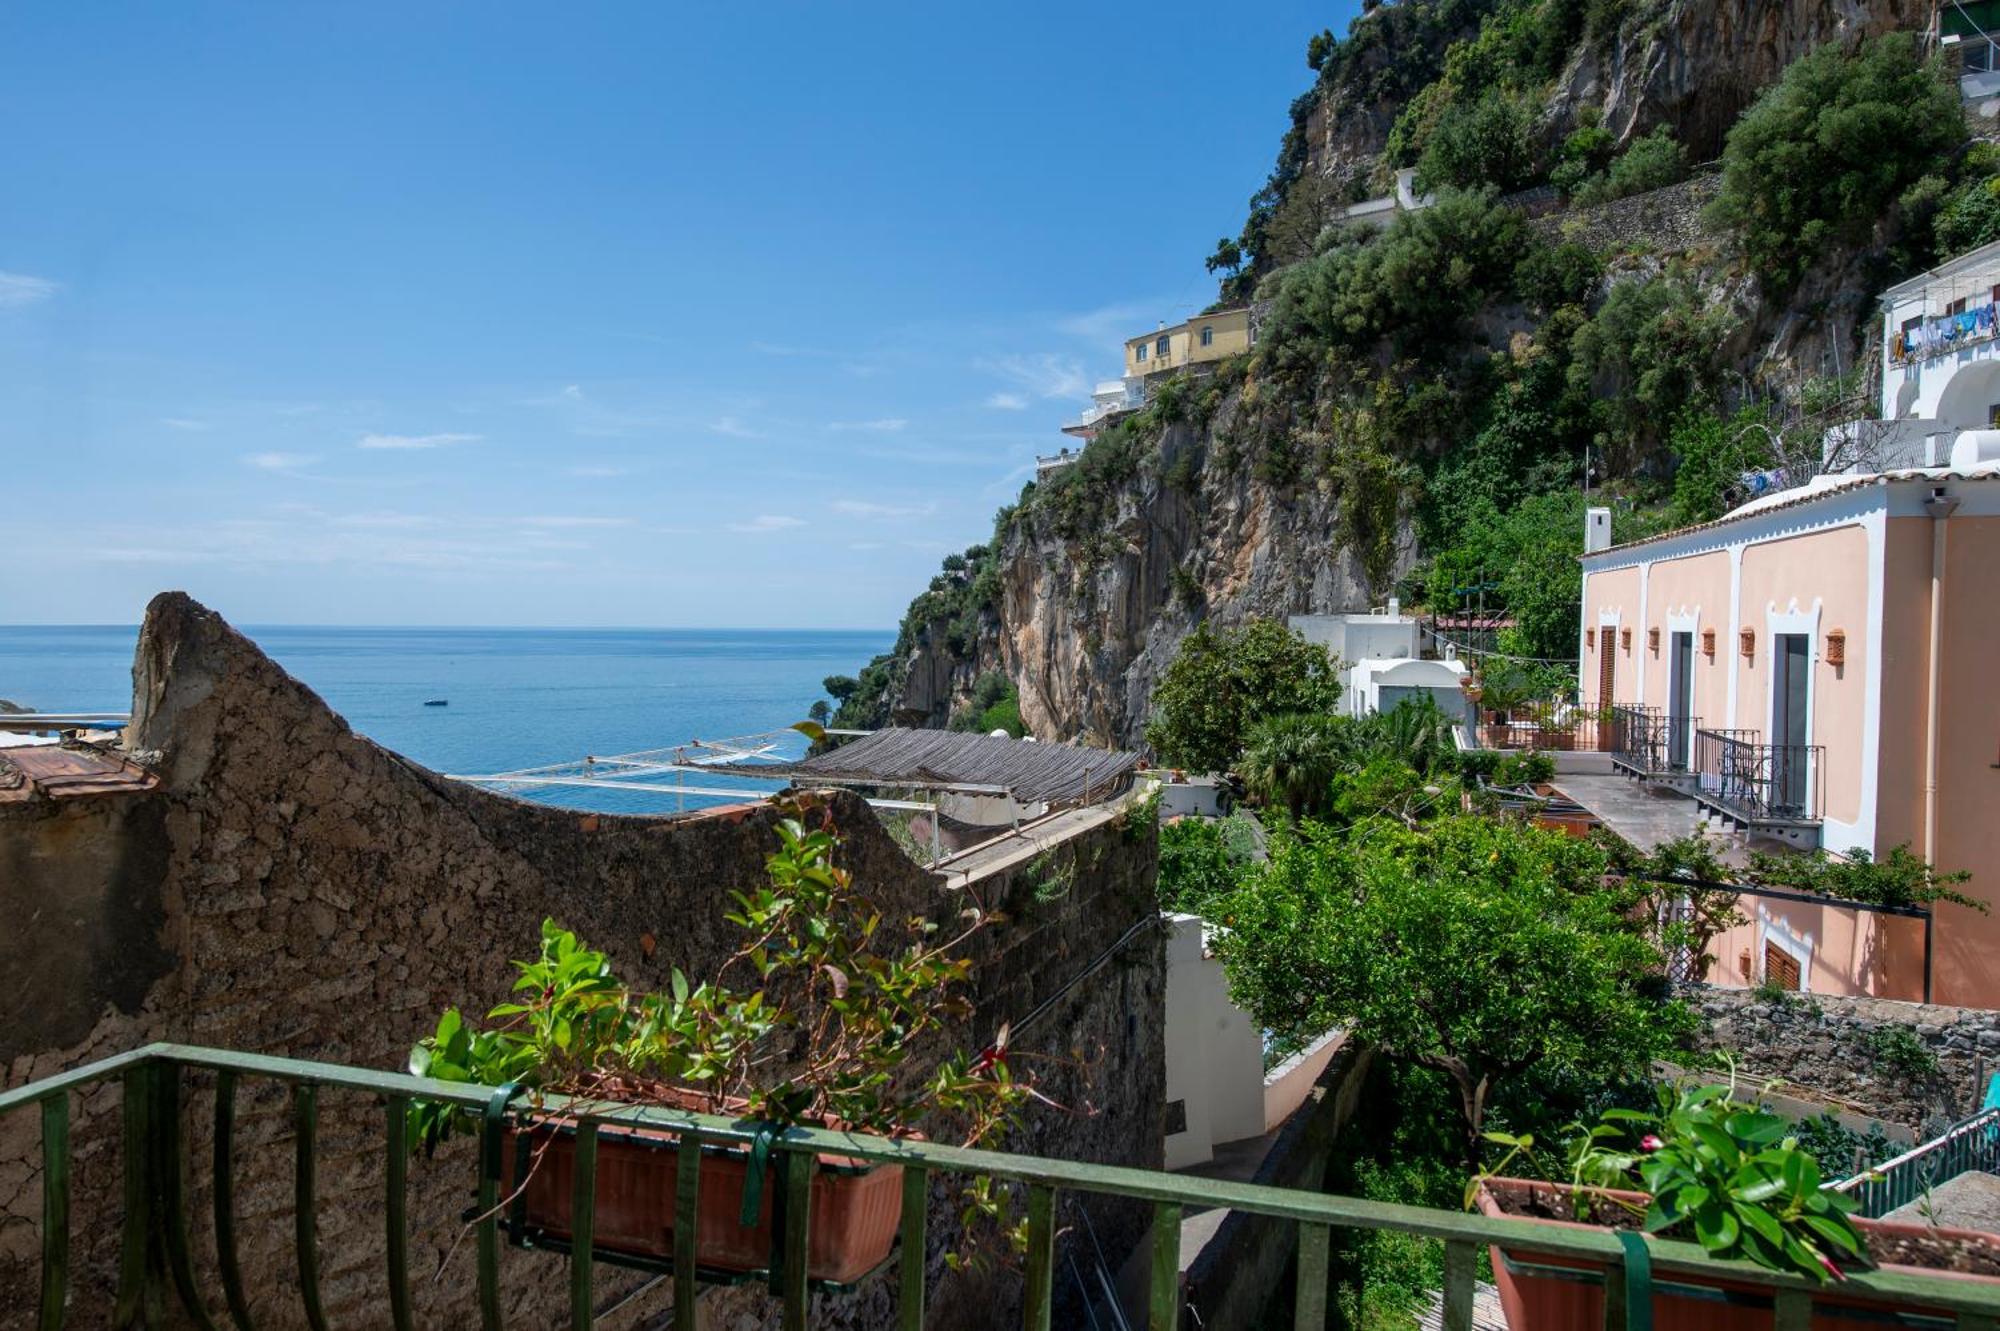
[1836,1107,2000,1220]
[1693,728,1825,824]
[1609,705,1700,776]
[7,1045,1999,1329]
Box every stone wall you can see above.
[1531,172,1723,258]
[1695,986,2000,1133]
[0,593,1164,1329]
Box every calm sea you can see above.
[0,625,890,813]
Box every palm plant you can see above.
[1237,712,1350,819]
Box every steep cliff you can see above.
[832,0,1974,749]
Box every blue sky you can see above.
[0,3,1347,627]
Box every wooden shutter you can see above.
[1764,943,1801,992]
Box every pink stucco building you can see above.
[1580,244,2000,1006]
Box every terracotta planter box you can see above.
[503,1121,904,1285]
[1477,1179,2000,1331]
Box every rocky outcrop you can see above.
[1554,0,1935,157]
[997,419,1402,746]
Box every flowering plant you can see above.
[1472,1069,1869,1283]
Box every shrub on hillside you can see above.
[1572,125,1688,206]
[1261,187,1526,369]
[1707,33,1961,291]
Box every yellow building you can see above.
[1124,306,1252,379]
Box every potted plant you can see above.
[1470,1074,2000,1329]
[406,804,1029,1285]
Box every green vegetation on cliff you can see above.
[830,12,2000,740]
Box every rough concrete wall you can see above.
[0,592,1163,1329]
[1177,1041,1374,1331]
[1696,987,2000,1133]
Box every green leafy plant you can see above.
[1144,619,1342,773]
[1476,1072,1870,1282]
[407,809,1031,1152]
[1747,844,1982,914]
[1862,1025,1940,1083]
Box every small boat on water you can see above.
[424,699,449,707]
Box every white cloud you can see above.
[710,416,764,440]
[727,514,805,533]
[1056,301,1155,344]
[828,418,909,433]
[981,353,1089,401]
[520,515,636,529]
[161,417,210,431]
[357,431,481,450]
[243,451,318,471]
[985,392,1029,411]
[0,272,58,308]
[831,498,935,520]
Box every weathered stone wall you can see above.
[1696,986,2000,1133]
[0,593,1164,1329]
[1531,172,1723,258]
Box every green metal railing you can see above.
[7,1043,2000,1330]
[1836,1106,2000,1220]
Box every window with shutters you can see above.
[1764,942,1801,991]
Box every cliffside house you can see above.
[1042,305,1256,472]
[1124,305,1252,382]
[1575,261,2000,1004]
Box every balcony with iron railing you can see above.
[11,1043,2000,1329]
[1608,705,1701,786]
[1692,727,1824,846]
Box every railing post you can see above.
[898,1166,927,1331]
[153,1063,220,1331]
[385,1096,415,1331]
[569,1122,598,1330]
[211,1069,256,1331]
[1293,1221,1329,1330]
[674,1134,702,1329]
[1441,1239,1475,1331]
[779,1152,813,1331]
[1148,1200,1181,1331]
[293,1083,331,1331]
[38,1093,70,1331]
[1022,1184,1056,1331]
[114,1064,165,1330]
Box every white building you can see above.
[1288,603,1471,729]
[1841,238,2000,473]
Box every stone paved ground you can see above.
[1883,1171,2000,1233]
[1418,1279,1508,1330]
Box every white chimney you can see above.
[1387,596,1401,619]
[1584,506,1613,554]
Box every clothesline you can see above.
[1890,303,1999,365]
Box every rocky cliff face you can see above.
[851,0,1945,750]
[1549,0,1933,156]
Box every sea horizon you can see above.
[1,623,893,813]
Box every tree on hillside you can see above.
[1146,620,1342,773]
[1708,32,1961,291]
[1218,815,1691,1160]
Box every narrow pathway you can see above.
[1418,1280,1508,1331]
